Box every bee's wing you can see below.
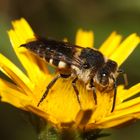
[44,49,83,68]
[21,38,84,68]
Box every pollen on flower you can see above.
[0,18,139,131]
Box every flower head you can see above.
[0,18,140,131]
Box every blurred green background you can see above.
[0,0,140,140]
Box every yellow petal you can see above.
[118,83,140,101]
[95,116,134,129]
[75,29,94,48]
[8,20,49,85]
[0,54,33,96]
[12,18,35,40]
[0,78,31,108]
[109,33,139,66]
[116,96,140,110]
[115,85,125,104]
[100,102,140,124]
[25,105,58,125]
[34,78,102,125]
[99,32,122,57]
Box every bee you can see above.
[21,37,121,112]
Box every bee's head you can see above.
[94,60,118,87]
[96,68,110,87]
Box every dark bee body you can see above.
[23,38,75,68]
[21,38,119,112]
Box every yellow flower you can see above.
[0,18,140,131]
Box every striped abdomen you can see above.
[21,38,76,69]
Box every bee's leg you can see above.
[37,74,61,106]
[123,73,128,87]
[117,69,128,87]
[111,77,117,112]
[72,77,81,108]
[90,79,97,105]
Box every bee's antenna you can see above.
[117,69,124,73]
[111,76,117,112]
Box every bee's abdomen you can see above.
[21,38,75,69]
[46,57,68,69]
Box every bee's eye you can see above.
[100,73,109,85]
[102,73,106,77]
[97,71,109,86]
